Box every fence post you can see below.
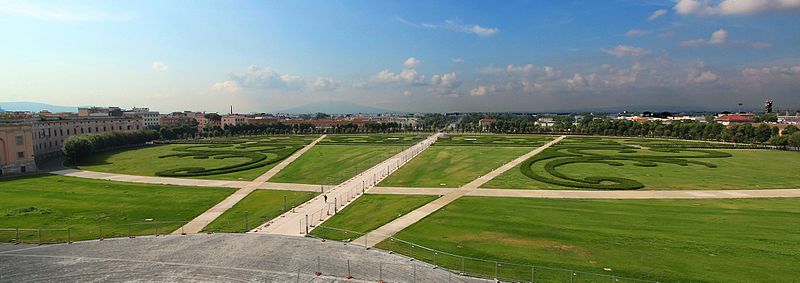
[495,261,499,279]
[571,271,575,283]
[461,256,465,275]
[15,228,20,245]
[38,229,42,245]
[67,228,71,244]
[245,211,249,232]
[305,214,309,234]
[346,259,353,279]
[433,252,437,268]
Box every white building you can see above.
[124,107,160,127]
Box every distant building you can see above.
[715,114,755,126]
[222,115,247,128]
[778,115,800,125]
[535,117,555,127]
[246,117,279,125]
[196,116,221,131]
[478,118,496,130]
[78,107,123,117]
[124,107,160,127]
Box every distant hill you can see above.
[0,102,78,113]
[280,101,393,114]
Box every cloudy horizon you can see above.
[2,0,800,113]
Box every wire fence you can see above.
[0,220,189,245]
[310,226,661,283]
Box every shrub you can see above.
[63,130,159,162]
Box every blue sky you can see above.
[1,0,799,113]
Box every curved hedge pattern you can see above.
[519,138,732,190]
[154,143,301,177]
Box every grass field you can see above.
[78,144,284,181]
[320,134,427,145]
[376,197,800,282]
[268,145,405,185]
[0,175,234,243]
[485,136,800,190]
[435,134,553,147]
[310,194,437,241]
[378,146,531,187]
[202,190,317,233]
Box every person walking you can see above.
[323,194,328,203]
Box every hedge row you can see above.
[63,130,160,162]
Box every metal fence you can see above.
[0,220,189,245]
[310,226,661,283]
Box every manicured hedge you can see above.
[154,145,301,177]
[63,130,160,162]
[518,139,732,190]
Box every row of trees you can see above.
[62,130,160,162]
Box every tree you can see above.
[789,132,800,147]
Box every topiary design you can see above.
[519,138,732,190]
[154,143,301,177]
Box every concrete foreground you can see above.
[0,234,483,283]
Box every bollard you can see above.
[495,261,499,279]
[245,211,249,232]
[67,228,71,244]
[315,256,321,276]
[571,272,576,283]
[15,228,20,245]
[99,224,104,240]
[346,259,353,279]
[305,214,309,234]
[461,256,465,275]
[38,229,42,245]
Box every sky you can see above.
[1,0,800,113]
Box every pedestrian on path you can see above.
[323,194,328,203]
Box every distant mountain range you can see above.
[280,101,393,114]
[0,102,79,113]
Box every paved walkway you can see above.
[253,133,441,236]
[354,136,566,247]
[367,187,800,199]
[174,135,327,234]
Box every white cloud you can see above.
[625,29,648,37]
[478,64,535,74]
[397,17,499,37]
[602,45,652,57]
[680,28,728,46]
[0,1,135,22]
[312,77,339,91]
[211,80,240,93]
[470,85,490,96]
[403,57,420,68]
[452,58,464,64]
[674,0,800,15]
[151,61,168,72]
[648,9,668,20]
[742,65,800,81]
[690,70,719,83]
[224,65,306,90]
[566,73,588,89]
[403,90,412,96]
[429,72,461,95]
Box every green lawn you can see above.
[376,197,800,283]
[268,145,405,185]
[485,149,800,190]
[378,146,531,187]
[202,190,317,233]
[435,134,553,147]
[78,144,296,181]
[320,133,428,145]
[310,194,438,241]
[0,175,234,243]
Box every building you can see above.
[160,114,196,127]
[124,107,160,128]
[478,118,496,130]
[78,107,123,117]
[535,117,556,127]
[196,116,221,131]
[0,122,36,176]
[245,117,279,125]
[30,117,144,160]
[715,114,755,126]
[778,115,800,125]
[222,115,247,128]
